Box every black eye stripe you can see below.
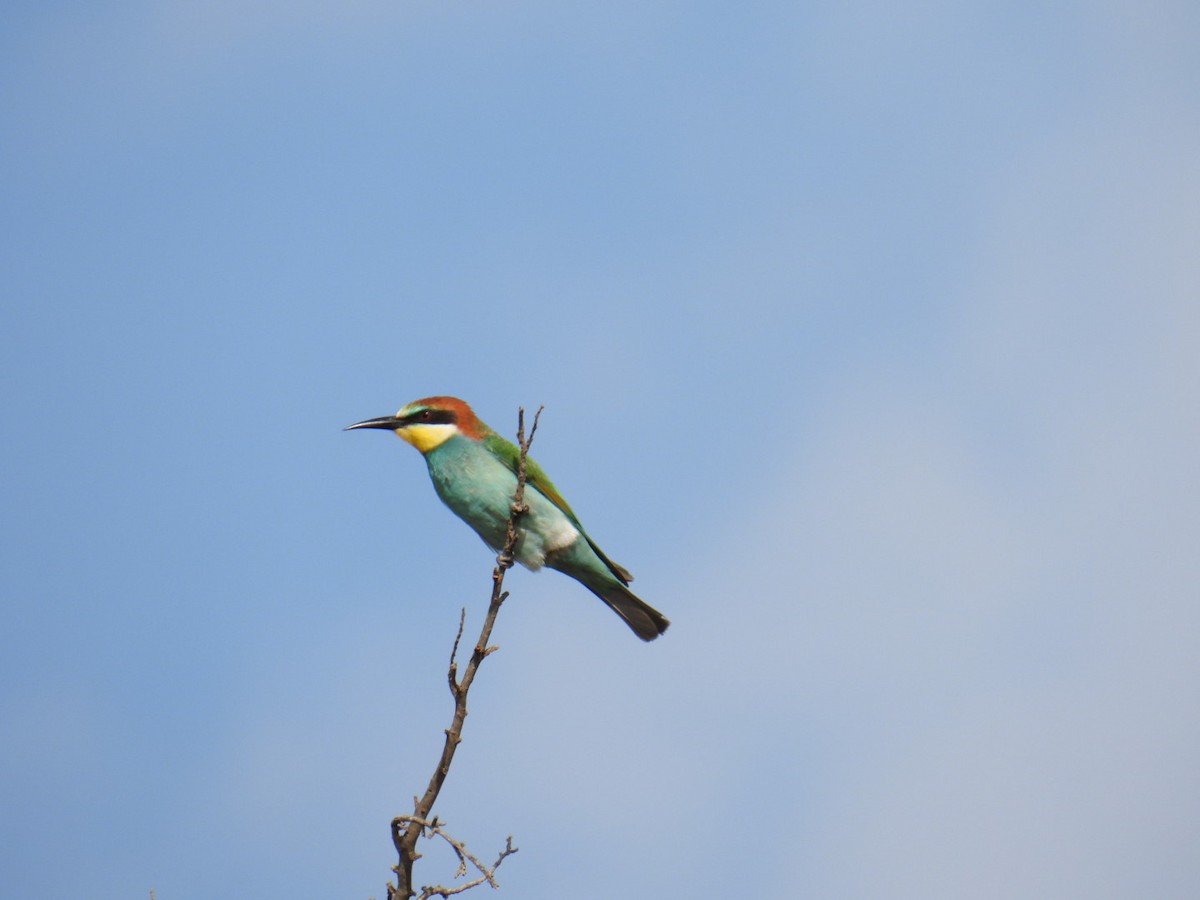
[403,408,457,427]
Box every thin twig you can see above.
[448,608,466,694]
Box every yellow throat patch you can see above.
[397,422,458,453]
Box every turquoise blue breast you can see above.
[423,436,576,568]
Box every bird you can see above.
[345,396,670,641]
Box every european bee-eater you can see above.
[345,396,670,641]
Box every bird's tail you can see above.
[590,581,670,641]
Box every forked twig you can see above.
[391,816,518,898]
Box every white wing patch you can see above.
[545,519,580,552]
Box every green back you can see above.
[480,431,633,585]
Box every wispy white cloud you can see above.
[749,107,1200,897]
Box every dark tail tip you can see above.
[601,584,670,641]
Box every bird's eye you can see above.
[420,409,434,422]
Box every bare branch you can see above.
[386,406,542,900]
[392,816,519,898]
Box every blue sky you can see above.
[3,2,1198,897]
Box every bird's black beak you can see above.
[344,415,403,432]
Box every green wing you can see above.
[481,432,634,584]
[480,432,579,519]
